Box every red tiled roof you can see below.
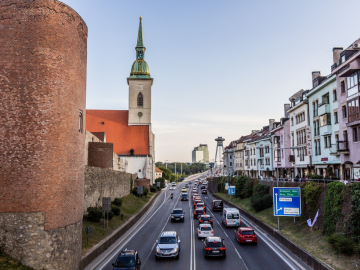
[86,110,149,155]
[155,167,162,172]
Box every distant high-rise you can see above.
[192,144,209,163]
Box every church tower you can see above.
[128,17,153,126]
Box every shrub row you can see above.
[250,184,272,212]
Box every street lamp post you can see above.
[256,145,298,231]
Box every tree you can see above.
[158,166,172,180]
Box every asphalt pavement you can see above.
[88,172,312,270]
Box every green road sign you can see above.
[279,189,299,197]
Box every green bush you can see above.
[113,198,122,207]
[235,176,246,198]
[324,182,345,236]
[242,179,254,198]
[253,184,270,196]
[111,206,121,216]
[328,234,356,255]
[87,207,103,222]
[155,177,165,188]
[150,186,157,192]
[130,174,133,192]
[105,211,114,220]
[132,187,138,196]
[302,182,323,217]
[143,187,148,197]
[351,183,360,242]
[251,194,273,212]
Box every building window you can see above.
[137,92,143,107]
[79,110,83,133]
[291,117,294,126]
[341,81,345,94]
[334,111,338,123]
[265,146,270,153]
[344,130,348,142]
[322,93,329,104]
[342,105,347,118]
[324,136,331,148]
[250,159,252,166]
[353,127,359,142]
[291,133,294,146]
[230,162,232,166]
[333,89,337,101]
[347,71,359,97]
[320,113,331,126]
[348,98,360,123]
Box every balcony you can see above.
[320,124,332,135]
[288,155,295,162]
[318,103,330,116]
[336,141,350,154]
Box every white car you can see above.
[170,186,175,190]
[197,224,214,239]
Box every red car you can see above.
[235,227,257,244]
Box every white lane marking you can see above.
[94,191,168,269]
[142,192,182,267]
[189,194,193,270]
[207,194,304,270]
[206,207,249,270]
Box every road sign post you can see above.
[137,186,143,203]
[228,185,235,202]
[102,197,111,229]
[273,187,301,230]
[85,226,92,244]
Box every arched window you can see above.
[137,92,143,107]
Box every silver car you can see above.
[155,231,181,260]
[197,224,214,239]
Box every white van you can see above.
[221,208,241,227]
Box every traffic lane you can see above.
[144,188,192,270]
[193,202,249,270]
[100,188,182,270]
[201,194,294,270]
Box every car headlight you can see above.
[156,247,160,253]
[181,215,184,217]
[171,248,178,253]
[171,216,174,218]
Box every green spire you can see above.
[130,16,150,78]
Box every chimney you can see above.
[333,47,343,64]
[284,104,290,118]
[312,71,321,81]
[269,119,275,131]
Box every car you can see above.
[194,208,205,219]
[193,199,202,208]
[180,193,188,201]
[198,214,213,226]
[112,249,141,269]
[199,181,203,185]
[185,184,189,188]
[189,181,192,185]
[235,227,257,244]
[155,231,181,260]
[221,208,241,227]
[171,208,185,222]
[202,189,207,194]
[203,236,226,258]
[197,224,214,239]
[181,188,187,192]
[172,182,176,186]
[195,202,206,212]
[170,186,175,190]
[212,200,223,212]
[201,185,206,189]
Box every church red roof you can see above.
[86,110,149,155]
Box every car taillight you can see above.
[210,220,213,222]
[211,230,214,233]
[199,231,201,234]
[220,247,226,250]
[226,220,227,224]
[199,220,203,222]
[205,248,212,251]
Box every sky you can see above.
[61,0,360,163]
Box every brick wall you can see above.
[85,131,102,165]
[88,142,113,169]
[0,1,87,269]
[134,179,151,190]
[84,166,131,213]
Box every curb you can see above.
[211,193,333,270]
[79,191,161,270]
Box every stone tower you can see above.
[0,1,87,269]
[128,17,153,126]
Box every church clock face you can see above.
[137,84,143,91]
[138,112,143,117]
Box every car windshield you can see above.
[159,236,177,244]
[116,256,135,267]
[201,216,211,221]
[201,226,212,231]
[227,213,239,219]
[241,230,254,235]
[197,203,204,206]
[196,210,204,214]
[208,242,222,247]
[214,201,222,206]
[173,210,183,214]
[182,194,188,197]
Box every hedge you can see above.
[324,182,345,236]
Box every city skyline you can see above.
[61,0,360,162]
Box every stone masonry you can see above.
[84,166,131,213]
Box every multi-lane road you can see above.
[86,172,312,270]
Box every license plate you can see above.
[175,218,179,220]
[212,251,219,253]
[246,240,252,242]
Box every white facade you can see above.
[128,79,152,126]
[288,91,311,177]
[123,156,153,180]
[192,150,204,163]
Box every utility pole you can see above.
[175,163,177,182]
[165,160,169,169]
[181,163,182,177]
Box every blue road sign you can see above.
[228,186,235,195]
[273,187,301,217]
